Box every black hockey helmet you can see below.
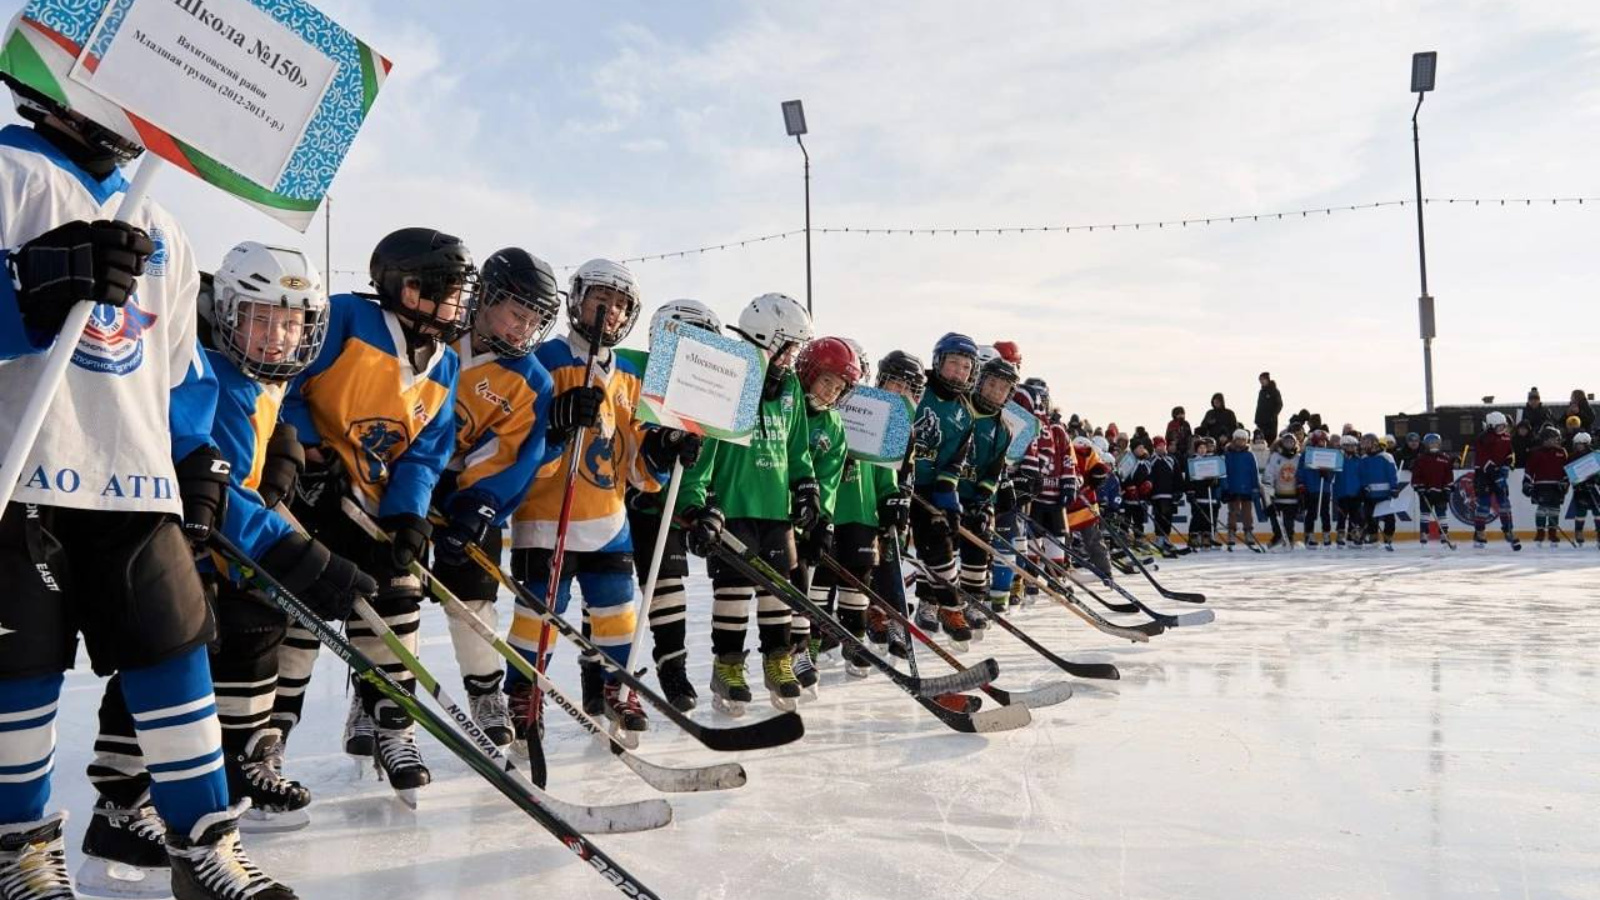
[370,228,477,341]
[876,349,927,401]
[1539,423,1563,446]
[470,247,559,358]
[3,73,143,164]
[970,356,1020,415]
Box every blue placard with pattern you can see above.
[637,320,764,445]
[839,385,913,466]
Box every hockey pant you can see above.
[274,495,423,733]
[1336,497,1364,539]
[434,525,505,698]
[910,500,962,611]
[626,504,692,666]
[1418,488,1451,535]
[1151,496,1176,539]
[1361,498,1396,540]
[507,548,637,686]
[0,505,224,833]
[1272,499,1298,542]
[1302,488,1333,535]
[812,523,879,637]
[1474,471,1514,532]
[701,518,797,656]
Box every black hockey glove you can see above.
[377,512,432,570]
[877,489,910,530]
[798,517,833,565]
[961,502,994,538]
[176,445,231,546]
[435,497,496,569]
[791,477,822,534]
[1521,478,1534,498]
[260,532,376,621]
[9,220,154,334]
[1011,469,1041,503]
[294,452,351,519]
[995,479,1018,515]
[256,422,304,510]
[625,486,660,516]
[681,505,725,558]
[549,385,604,437]
[641,427,704,472]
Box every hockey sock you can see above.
[271,622,321,735]
[0,672,63,823]
[447,598,502,689]
[754,590,793,655]
[648,576,689,664]
[85,676,148,808]
[348,594,420,722]
[118,646,227,834]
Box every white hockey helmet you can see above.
[649,298,722,337]
[1484,410,1508,430]
[842,337,870,383]
[1575,431,1593,446]
[209,241,328,383]
[1091,435,1110,453]
[1339,433,1359,448]
[1232,428,1250,442]
[733,292,813,358]
[975,344,1000,367]
[567,258,641,347]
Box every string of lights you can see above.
[328,195,1596,277]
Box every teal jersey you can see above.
[959,411,1012,503]
[911,385,974,490]
[676,372,814,521]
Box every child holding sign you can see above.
[1568,433,1598,547]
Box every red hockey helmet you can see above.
[993,340,1022,369]
[796,336,863,411]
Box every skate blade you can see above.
[769,693,799,713]
[799,684,819,702]
[844,665,871,679]
[238,806,311,834]
[710,695,747,717]
[393,788,420,809]
[947,638,970,653]
[969,627,986,643]
[607,723,642,750]
[75,858,174,900]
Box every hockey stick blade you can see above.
[919,696,1033,733]
[990,680,1075,709]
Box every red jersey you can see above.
[1411,451,1456,491]
[1524,446,1569,486]
[1474,430,1513,469]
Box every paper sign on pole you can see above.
[1,0,391,232]
[637,320,764,446]
[1565,453,1599,486]
[1000,400,1040,464]
[1306,447,1345,472]
[838,385,912,466]
[1187,455,1224,481]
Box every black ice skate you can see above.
[655,656,698,712]
[373,721,431,808]
[342,694,374,758]
[602,682,649,734]
[76,796,168,899]
[4,812,75,900]
[579,658,604,717]
[230,730,310,834]
[164,801,296,900]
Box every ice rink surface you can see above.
[49,548,1600,899]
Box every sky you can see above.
[11,1,1598,434]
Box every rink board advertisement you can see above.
[637,319,764,445]
[839,385,912,466]
[0,0,391,232]
[1170,469,1585,542]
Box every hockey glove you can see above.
[994,480,1017,515]
[436,497,496,568]
[961,503,994,538]
[641,427,704,472]
[9,220,154,334]
[256,422,304,510]
[176,445,231,546]
[928,481,963,515]
[1011,469,1042,502]
[878,489,911,530]
[295,453,351,519]
[550,385,604,436]
[681,505,726,558]
[377,512,432,570]
[798,516,833,564]
[1521,478,1534,498]
[261,532,376,621]
[625,486,659,516]
[791,477,823,534]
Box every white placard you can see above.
[659,335,748,433]
[71,0,338,188]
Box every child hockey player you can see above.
[1358,433,1398,550]
[953,353,1020,640]
[1067,436,1114,573]
[908,334,981,646]
[1222,429,1261,550]
[1148,437,1182,553]
[620,299,721,712]
[1334,433,1365,546]
[675,293,816,714]
[1186,436,1222,549]
[1121,442,1154,545]
[859,351,925,653]
[788,336,861,696]
[279,227,472,799]
[1411,433,1456,547]
[1296,431,1336,547]
[0,78,297,896]
[431,248,559,747]
[1263,432,1301,549]
[1568,432,1597,547]
[1523,425,1569,547]
[1471,411,1519,549]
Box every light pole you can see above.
[781,99,812,317]
[1411,51,1438,412]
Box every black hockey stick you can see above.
[210,533,664,900]
[706,529,1028,734]
[1102,526,1208,603]
[1033,538,1215,629]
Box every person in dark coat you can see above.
[1165,406,1194,461]
[1511,419,1535,466]
[1566,389,1595,431]
[1130,425,1154,454]
[1198,392,1238,442]
[1520,387,1552,433]
[1254,372,1283,439]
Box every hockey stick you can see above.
[913,496,1161,642]
[209,533,664,900]
[349,503,746,793]
[0,158,163,511]
[617,458,684,714]
[1102,526,1208,604]
[820,545,1078,705]
[1013,519,1140,615]
[706,529,1029,734]
[1029,538,1215,629]
[1552,523,1579,549]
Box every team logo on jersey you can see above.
[347,417,410,484]
[580,432,617,491]
[913,406,942,457]
[72,300,158,376]
[812,428,833,454]
[476,378,513,416]
[145,226,167,277]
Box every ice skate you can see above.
[866,605,889,645]
[373,723,430,808]
[1473,528,1487,548]
[965,602,989,642]
[844,644,872,678]
[467,689,514,748]
[762,651,801,712]
[6,812,76,900]
[989,592,1009,615]
[1321,532,1332,547]
[710,651,752,717]
[602,682,649,733]
[579,659,604,717]
[231,730,310,834]
[1268,534,1284,550]
[342,694,374,758]
[789,642,819,701]
[1383,538,1394,552]
[655,656,698,712]
[1504,529,1522,551]
[506,681,545,756]
[885,620,910,659]
[76,797,169,900]
[164,801,296,900]
[914,601,940,634]
[937,606,972,650]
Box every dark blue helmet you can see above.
[930,332,979,394]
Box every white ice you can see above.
[48,548,1600,899]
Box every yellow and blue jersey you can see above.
[439,339,557,524]
[206,347,293,561]
[511,334,667,554]
[282,293,459,519]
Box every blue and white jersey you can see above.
[0,125,209,514]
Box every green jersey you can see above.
[958,411,1012,503]
[805,405,848,518]
[911,383,974,491]
[676,372,814,521]
[834,458,900,527]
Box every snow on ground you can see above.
[50,547,1600,899]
